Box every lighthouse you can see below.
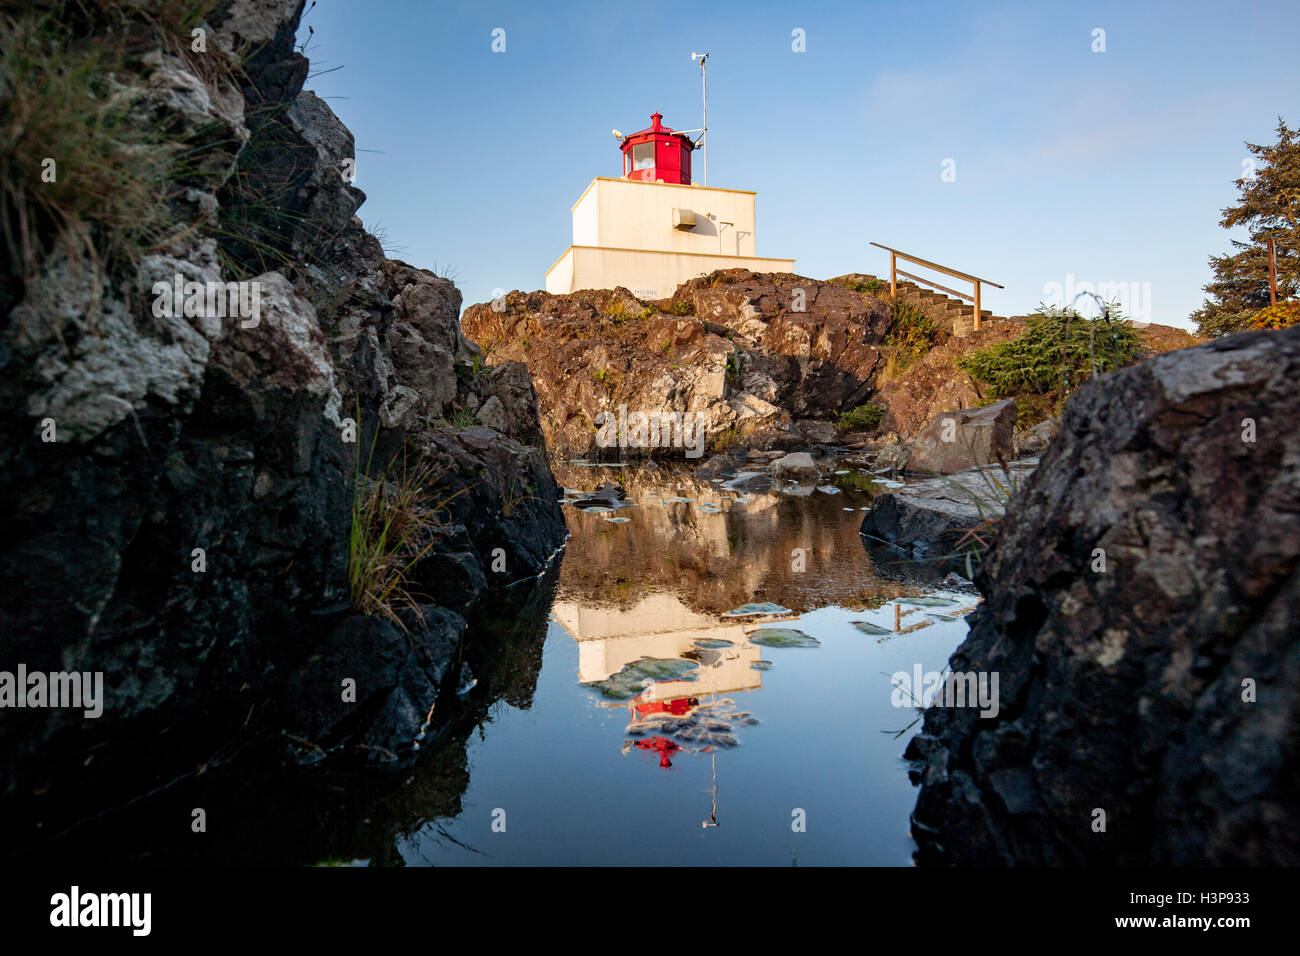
[545,112,795,301]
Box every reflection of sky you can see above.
[405,598,971,865]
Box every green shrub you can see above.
[957,305,1142,397]
[836,403,885,433]
[885,301,940,370]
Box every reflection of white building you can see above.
[552,592,762,696]
[545,112,795,301]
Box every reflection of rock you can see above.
[554,463,900,615]
[2,563,561,864]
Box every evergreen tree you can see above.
[1191,118,1300,336]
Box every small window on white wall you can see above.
[632,142,654,171]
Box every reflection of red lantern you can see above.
[633,694,699,720]
[619,113,695,184]
[636,736,682,768]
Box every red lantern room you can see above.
[620,112,695,185]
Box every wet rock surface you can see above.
[908,329,1300,865]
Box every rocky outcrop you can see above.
[461,271,894,458]
[907,328,1300,865]
[0,0,564,809]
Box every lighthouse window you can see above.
[632,143,655,171]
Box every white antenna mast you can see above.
[691,51,709,185]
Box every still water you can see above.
[403,462,974,866]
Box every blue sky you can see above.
[302,0,1299,329]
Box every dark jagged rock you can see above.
[0,0,565,812]
[908,329,1300,865]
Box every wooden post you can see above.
[973,280,981,333]
[890,252,897,298]
[893,604,901,632]
[1268,237,1277,306]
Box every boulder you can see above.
[770,452,820,483]
[907,399,1017,475]
[874,443,912,472]
[1015,416,1060,457]
[908,329,1300,865]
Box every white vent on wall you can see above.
[672,208,696,230]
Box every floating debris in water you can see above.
[843,507,856,512]
[834,469,851,475]
[927,613,957,622]
[724,602,791,617]
[559,497,577,504]
[583,657,699,700]
[816,485,840,495]
[873,479,905,488]
[660,496,694,504]
[750,628,821,648]
[897,597,958,607]
[583,505,614,514]
[692,638,734,649]
[751,660,774,671]
[563,488,584,496]
[605,516,631,524]
[851,621,892,636]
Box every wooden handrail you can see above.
[870,242,1003,332]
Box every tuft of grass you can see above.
[348,434,470,631]
[1,2,233,295]
[440,406,479,430]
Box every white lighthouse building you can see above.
[545,112,795,301]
